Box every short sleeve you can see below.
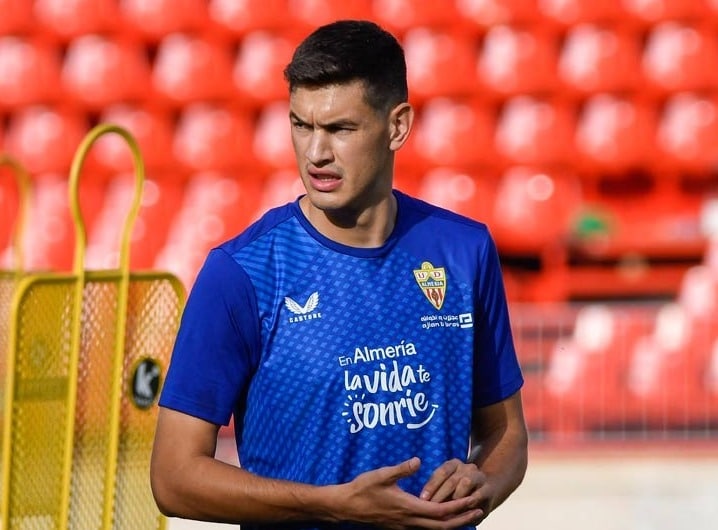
[472,233,524,407]
[159,248,261,425]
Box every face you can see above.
[289,80,411,219]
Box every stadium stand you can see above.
[172,103,256,173]
[477,24,560,99]
[232,31,297,107]
[4,106,91,175]
[152,34,235,105]
[61,35,153,109]
[0,37,63,110]
[208,0,294,37]
[119,0,215,41]
[95,104,177,174]
[557,24,643,96]
[34,0,121,41]
[403,27,480,103]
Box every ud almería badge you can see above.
[413,261,447,310]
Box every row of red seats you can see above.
[3,92,717,179]
[1,164,709,294]
[3,0,718,40]
[540,259,718,434]
[2,22,718,111]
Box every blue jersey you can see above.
[159,190,523,530]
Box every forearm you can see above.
[469,423,528,512]
[469,391,529,514]
[151,453,341,525]
[150,409,343,525]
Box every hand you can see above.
[337,457,484,529]
[420,459,493,524]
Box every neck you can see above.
[300,192,398,248]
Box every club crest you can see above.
[413,261,446,310]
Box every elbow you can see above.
[150,472,176,518]
[150,459,184,518]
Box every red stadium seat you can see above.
[252,101,294,172]
[85,174,136,269]
[85,173,184,270]
[704,237,718,276]
[130,176,186,269]
[4,107,90,175]
[416,168,497,224]
[120,0,213,41]
[173,104,256,172]
[574,95,658,175]
[35,0,123,40]
[0,164,19,262]
[538,0,628,27]
[209,0,292,36]
[371,0,465,36]
[494,96,576,168]
[0,38,63,110]
[286,0,374,34]
[477,24,559,99]
[642,22,718,95]
[0,0,33,33]
[627,303,716,427]
[456,0,541,30]
[233,31,296,107]
[95,105,177,173]
[256,169,306,215]
[544,304,654,434]
[677,265,718,320]
[623,0,709,25]
[20,173,106,272]
[707,338,718,421]
[403,28,479,103]
[153,35,235,105]
[408,97,498,170]
[156,172,263,287]
[656,93,718,174]
[62,36,152,109]
[20,174,73,271]
[558,25,642,96]
[490,166,582,254]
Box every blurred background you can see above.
[1,0,717,528]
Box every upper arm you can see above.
[473,233,524,406]
[159,248,261,426]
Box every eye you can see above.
[291,119,310,131]
[328,124,355,134]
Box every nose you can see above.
[305,129,333,166]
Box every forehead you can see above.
[289,81,376,121]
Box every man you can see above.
[151,20,528,529]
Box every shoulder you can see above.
[216,201,298,256]
[396,190,493,243]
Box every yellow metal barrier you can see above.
[0,155,31,525]
[1,125,184,529]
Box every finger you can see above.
[419,459,460,500]
[451,475,477,500]
[427,476,459,503]
[452,468,486,500]
[378,456,421,485]
[407,499,484,529]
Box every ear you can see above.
[388,102,414,152]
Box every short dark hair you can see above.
[284,20,408,112]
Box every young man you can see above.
[151,20,528,530]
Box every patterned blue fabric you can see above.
[160,190,523,530]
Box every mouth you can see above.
[307,168,342,192]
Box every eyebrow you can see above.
[289,111,359,129]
